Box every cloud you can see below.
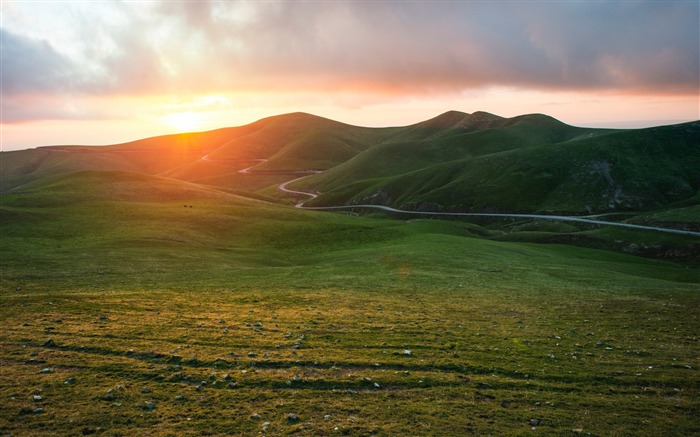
[2,1,698,123]
[0,28,82,95]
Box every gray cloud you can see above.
[2,1,698,122]
[0,28,82,95]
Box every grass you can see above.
[302,121,700,215]
[1,171,699,435]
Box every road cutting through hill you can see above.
[199,154,699,237]
[277,176,700,237]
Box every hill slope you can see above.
[302,120,700,214]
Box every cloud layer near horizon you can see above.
[2,1,699,124]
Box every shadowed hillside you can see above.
[300,120,700,215]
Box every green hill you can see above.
[1,115,699,436]
[303,121,699,214]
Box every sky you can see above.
[1,1,698,151]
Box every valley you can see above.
[1,111,698,435]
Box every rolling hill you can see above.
[1,112,699,436]
[302,120,700,214]
[2,110,698,220]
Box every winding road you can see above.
[201,155,699,237]
[278,176,700,237]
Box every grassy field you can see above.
[1,171,698,435]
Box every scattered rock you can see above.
[227,382,237,389]
[287,413,300,423]
[33,395,42,401]
[15,286,22,291]
[262,421,270,430]
[43,339,55,347]
[373,382,381,389]
[33,407,44,414]
[402,349,412,356]
[39,368,54,374]
[194,385,202,392]
[529,419,541,427]
[293,376,302,382]
[175,395,185,401]
[64,376,76,385]
[144,402,155,411]
[141,388,152,394]
[250,413,261,420]
[247,352,257,358]
[324,414,332,420]
[104,393,115,401]
[223,373,232,380]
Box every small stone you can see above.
[33,395,43,401]
[64,376,76,385]
[194,385,202,391]
[200,380,207,386]
[104,393,115,401]
[43,339,55,347]
[141,388,152,394]
[287,413,300,423]
[115,385,124,391]
[33,407,44,414]
[39,368,54,374]
[227,382,237,389]
[250,413,261,420]
[223,373,231,380]
[529,419,541,426]
[324,414,332,420]
[247,352,257,358]
[293,376,302,382]
[175,395,184,401]
[145,402,155,411]
[373,382,381,388]
[402,349,412,356]
[262,421,270,430]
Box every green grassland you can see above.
[302,121,700,215]
[1,171,699,436]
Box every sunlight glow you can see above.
[163,111,203,132]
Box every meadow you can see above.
[1,171,698,436]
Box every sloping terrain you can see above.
[300,120,700,215]
[1,113,699,436]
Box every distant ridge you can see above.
[2,111,698,218]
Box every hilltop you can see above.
[1,112,699,436]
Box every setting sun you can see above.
[163,111,202,132]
